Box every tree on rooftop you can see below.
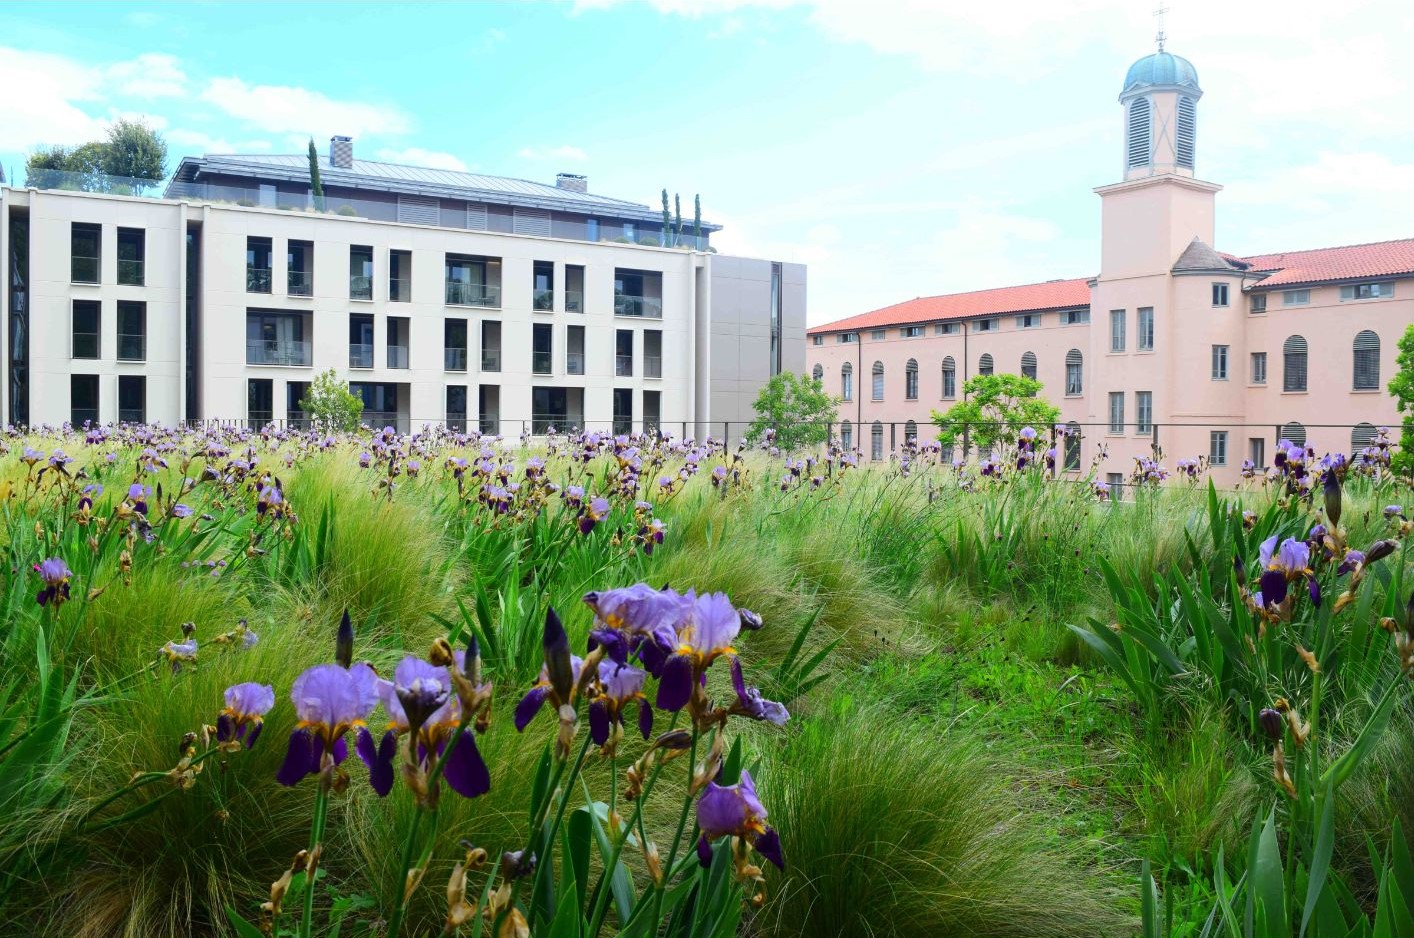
[932,373,1060,459]
[24,120,165,193]
[308,138,325,211]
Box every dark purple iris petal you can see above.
[514,685,550,732]
[1308,577,1321,608]
[442,730,491,799]
[276,728,315,786]
[588,699,610,745]
[589,628,628,664]
[696,835,713,868]
[633,636,668,677]
[656,654,693,712]
[330,735,348,766]
[246,722,264,749]
[754,827,785,870]
[356,727,397,797]
[637,699,653,740]
[1258,570,1288,608]
[216,713,236,743]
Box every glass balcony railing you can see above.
[350,275,373,300]
[532,351,552,375]
[349,343,374,369]
[387,345,409,369]
[118,409,146,424]
[533,288,554,311]
[248,410,274,426]
[480,349,501,372]
[288,270,313,296]
[72,334,100,359]
[615,354,633,377]
[566,351,585,375]
[246,340,312,367]
[72,257,99,284]
[445,347,468,371]
[71,409,99,427]
[644,355,662,379]
[389,277,411,302]
[117,334,146,362]
[614,293,662,318]
[612,416,632,435]
[446,281,500,307]
[565,290,584,313]
[361,411,407,434]
[446,416,468,433]
[247,267,272,293]
[287,411,309,430]
[479,416,499,435]
[117,259,144,286]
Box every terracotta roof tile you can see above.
[1241,238,1414,288]
[807,278,1091,334]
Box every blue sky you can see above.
[3,0,1412,323]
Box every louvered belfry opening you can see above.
[1176,97,1197,167]
[1126,97,1151,168]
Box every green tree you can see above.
[673,192,682,248]
[101,119,166,184]
[746,371,839,451]
[24,120,165,193]
[1390,324,1414,476]
[693,194,702,250]
[298,369,365,432]
[661,188,671,246]
[308,138,324,211]
[931,373,1060,457]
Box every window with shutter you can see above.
[1283,335,1308,392]
[1353,331,1380,389]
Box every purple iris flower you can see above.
[579,497,610,535]
[1386,505,1405,520]
[657,591,739,712]
[583,583,686,668]
[34,557,73,608]
[514,654,586,731]
[729,658,789,726]
[1256,535,1313,610]
[128,482,151,515]
[217,682,275,748]
[172,504,193,519]
[694,770,784,870]
[276,662,380,787]
[588,661,653,748]
[1336,549,1365,576]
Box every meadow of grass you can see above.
[0,425,1409,937]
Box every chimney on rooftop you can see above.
[555,172,587,193]
[329,135,353,169]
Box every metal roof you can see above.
[168,153,722,230]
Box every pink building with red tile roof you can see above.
[807,48,1410,488]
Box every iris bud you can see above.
[335,610,354,669]
[739,608,764,631]
[654,729,693,751]
[542,607,574,703]
[1322,470,1342,527]
[1364,539,1399,566]
[1258,708,1284,740]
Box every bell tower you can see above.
[1119,11,1202,180]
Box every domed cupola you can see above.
[1119,47,1202,180]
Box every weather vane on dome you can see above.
[1154,4,1169,52]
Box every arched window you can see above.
[1064,421,1082,471]
[870,421,884,461]
[942,356,956,398]
[871,361,885,401]
[811,363,823,382]
[1176,97,1196,168]
[840,419,853,451]
[978,353,994,376]
[904,359,919,400]
[1283,335,1308,392]
[1353,330,1380,390]
[1065,349,1084,395]
[841,362,853,402]
[905,419,918,443]
[1281,422,1307,449]
[1127,96,1151,168]
[1021,351,1037,380]
[1351,422,1377,456]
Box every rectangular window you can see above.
[72,300,100,359]
[644,329,662,378]
[117,375,145,424]
[1016,313,1041,329]
[287,381,310,426]
[444,319,468,372]
[1249,438,1265,469]
[1339,281,1394,300]
[872,367,884,401]
[643,390,661,433]
[870,329,886,340]
[612,387,633,435]
[389,249,411,302]
[1212,283,1230,306]
[1108,392,1125,433]
[288,240,314,296]
[71,223,101,283]
[1251,351,1267,384]
[117,301,145,361]
[1282,289,1310,306]
[770,262,783,377]
[812,335,823,346]
[348,313,374,369]
[349,245,374,300]
[615,329,633,377]
[586,218,599,241]
[446,385,468,433]
[446,253,502,307]
[71,374,99,426]
[533,261,554,311]
[565,265,585,312]
[1107,472,1125,501]
[1137,307,1154,350]
[248,310,312,366]
[614,268,662,318]
[1135,391,1152,434]
[838,333,856,344]
[481,321,502,372]
[1064,308,1090,325]
[117,228,144,285]
[942,366,955,399]
[566,325,585,375]
[248,378,273,425]
[1109,309,1126,352]
[479,384,501,435]
[973,319,996,332]
[623,222,636,242]
[532,323,553,375]
[386,317,409,369]
[1249,293,1267,313]
[901,326,923,338]
[1210,431,1228,466]
[1211,344,1229,380]
[246,237,273,293]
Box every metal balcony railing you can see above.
[349,343,374,369]
[387,345,409,369]
[566,351,585,375]
[350,275,373,300]
[246,340,312,367]
[247,267,272,293]
[117,259,144,286]
[445,347,468,371]
[565,290,584,313]
[614,293,662,318]
[288,270,313,296]
[481,349,501,372]
[615,354,633,377]
[117,333,145,362]
[533,288,554,311]
[446,281,500,307]
[71,256,99,284]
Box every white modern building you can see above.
[2,138,806,436]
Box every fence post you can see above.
[890,422,896,455]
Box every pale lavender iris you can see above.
[657,591,740,712]
[34,557,73,607]
[276,662,379,787]
[218,682,275,748]
[583,583,687,668]
[588,660,653,746]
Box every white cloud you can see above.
[201,77,410,138]
[0,47,107,151]
[376,147,469,171]
[106,53,187,98]
[518,144,587,162]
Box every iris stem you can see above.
[650,724,700,928]
[301,779,331,938]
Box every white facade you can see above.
[2,185,805,436]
